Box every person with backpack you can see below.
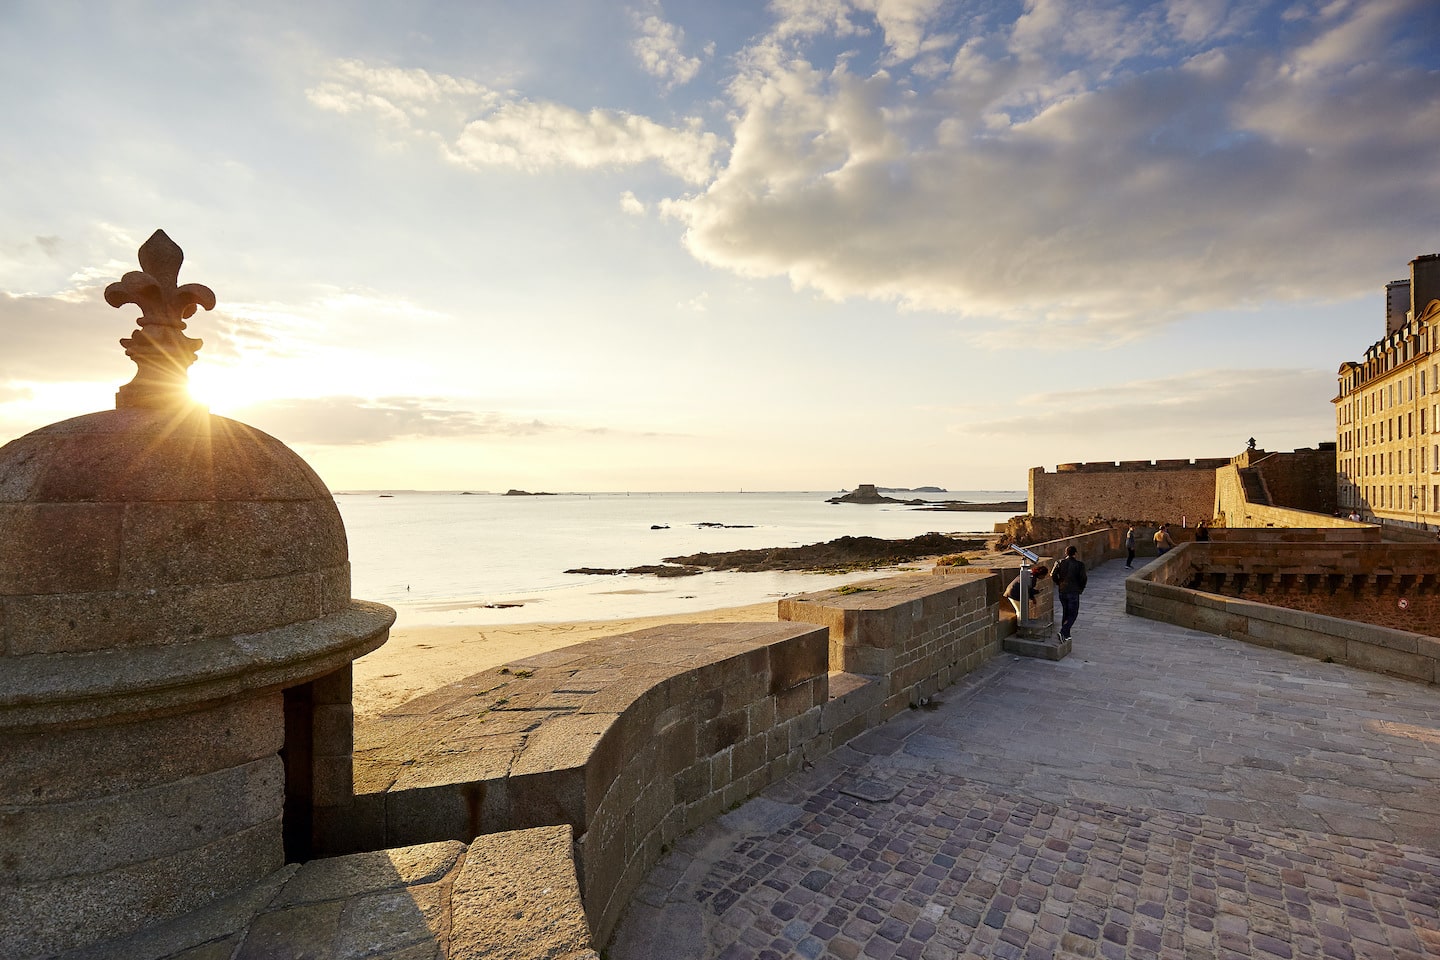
[1054,546,1088,641]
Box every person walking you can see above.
[1154,524,1174,556]
[1054,546,1087,641]
[1124,525,1136,568]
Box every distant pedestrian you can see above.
[1125,525,1136,569]
[1195,520,1210,542]
[1154,524,1174,555]
[1054,546,1087,641]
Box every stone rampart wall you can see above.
[1249,449,1337,513]
[335,573,1000,948]
[1029,464,1217,523]
[1127,543,1440,683]
[1214,464,1361,531]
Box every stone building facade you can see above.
[1335,254,1440,527]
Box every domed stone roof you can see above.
[0,230,392,729]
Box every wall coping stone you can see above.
[0,599,393,730]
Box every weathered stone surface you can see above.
[1,756,282,882]
[65,865,297,960]
[451,825,597,960]
[0,694,281,806]
[0,818,281,958]
[278,841,467,908]
[336,883,449,957]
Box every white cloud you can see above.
[659,0,1440,339]
[309,60,721,184]
[631,6,707,88]
[962,368,1334,437]
[448,100,720,184]
[769,0,948,63]
[234,396,555,446]
[620,190,648,215]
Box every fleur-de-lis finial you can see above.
[105,229,216,410]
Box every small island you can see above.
[504,489,557,496]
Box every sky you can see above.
[1,0,1437,492]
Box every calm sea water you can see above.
[334,490,1023,625]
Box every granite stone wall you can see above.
[1029,461,1221,523]
[1128,542,1440,684]
[337,572,1003,947]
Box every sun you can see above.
[187,363,277,415]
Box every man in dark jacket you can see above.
[1054,546,1088,641]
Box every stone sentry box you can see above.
[0,231,393,958]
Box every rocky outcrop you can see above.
[565,564,704,577]
[664,533,986,572]
[828,484,923,505]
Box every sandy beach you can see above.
[352,601,779,719]
[352,538,1020,719]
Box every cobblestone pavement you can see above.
[609,560,1440,960]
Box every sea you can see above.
[333,490,1024,626]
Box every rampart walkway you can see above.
[611,559,1440,959]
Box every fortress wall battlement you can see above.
[1030,462,1218,522]
[1051,458,1228,473]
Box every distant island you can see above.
[877,486,947,493]
[504,489,556,496]
[828,484,1025,511]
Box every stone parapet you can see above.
[340,621,828,945]
[778,572,1000,719]
[1128,542,1440,684]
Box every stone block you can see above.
[312,703,354,757]
[510,768,588,832]
[787,707,822,752]
[0,755,282,883]
[272,841,464,907]
[709,749,731,788]
[746,695,776,733]
[0,817,281,960]
[117,500,348,589]
[768,628,828,692]
[0,502,124,594]
[0,694,281,806]
[701,711,747,753]
[731,733,768,780]
[1345,639,1435,682]
[385,786,473,846]
[685,789,726,833]
[235,899,346,960]
[311,754,354,809]
[657,716,697,775]
[311,663,353,705]
[675,761,709,804]
[2,572,329,655]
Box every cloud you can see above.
[620,190,648,215]
[769,0,947,63]
[0,287,134,384]
[232,396,558,446]
[660,0,1440,338]
[961,368,1334,437]
[631,6,709,88]
[309,59,721,184]
[448,100,720,184]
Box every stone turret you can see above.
[0,231,394,958]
